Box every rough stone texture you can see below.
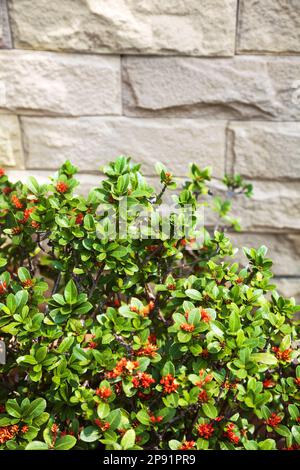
[21,117,226,177]
[8,0,237,56]
[0,115,24,168]
[230,232,300,276]
[228,122,300,180]
[237,0,300,54]
[123,56,300,120]
[275,279,300,303]
[0,51,121,116]
[232,181,300,232]
[0,0,12,48]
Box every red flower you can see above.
[265,413,282,428]
[95,419,110,432]
[201,349,209,358]
[88,341,97,349]
[167,283,176,290]
[20,207,34,224]
[197,423,214,439]
[294,377,300,387]
[263,378,276,388]
[160,374,179,394]
[136,342,158,358]
[11,194,23,209]
[272,346,292,362]
[148,334,157,344]
[22,279,34,288]
[150,415,163,424]
[96,387,112,400]
[224,423,240,444]
[113,298,121,307]
[21,425,29,434]
[56,182,69,194]
[0,281,7,295]
[180,323,195,332]
[198,390,209,403]
[12,226,22,235]
[3,186,12,195]
[200,308,211,323]
[51,423,59,434]
[180,440,195,450]
[132,372,155,389]
[31,220,40,229]
[0,425,19,444]
[106,358,139,378]
[0,168,5,177]
[75,213,84,225]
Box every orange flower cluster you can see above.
[95,419,110,432]
[160,374,179,394]
[22,279,34,288]
[263,378,276,388]
[200,308,211,323]
[0,281,7,295]
[106,358,139,378]
[197,423,214,439]
[198,389,209,403]
[132,372,155,389]
[136,342,158,358]
[224,423,240,445]
[294,377,300,387]
[56,182,69,194]
[180,440,195,450]
[95,386,112,400]
[180,323,195,332]
[0,168,5,177]
[272,346,292,362]
[20,207,34,224]
[75,213,84,225]
[0,425,19,444]
[265,413,282,427]
[149,415,163,424]
[11,194,23,209]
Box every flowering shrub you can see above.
[0,157,299,451]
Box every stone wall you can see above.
[0,0,299,300]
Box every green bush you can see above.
[0,158,299,451]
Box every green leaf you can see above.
[136,409,150,425]
[169,439,181,450]
[25,441,48,450]
[275,424,291,438]
[27,176,40,195]
[22,398,46,420]
[84,214,95,231]
[64,280,78,305]
[55,435,77,450]
[97,402,110,419]
[106,409,122,430]
[185,289,202,301]
[251,353,278,365]
[162,361,175,376]
[6,399,21,418]
[80,426,100,443]
[35,346,47,363]
[229,310,241,333]
[202,403,218,419]
[57,336,74,353]
[121,429,135,450]
[292,426,300,444]
[17,355,37,365]
[18,267,31,283]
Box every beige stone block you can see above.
[237,0,300,54]
[228,122,300,180]
[21,117,226,178]
[0,50,121,116]
[123,56,300,120]
[9,0,237,56]
[0,115,24,168]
